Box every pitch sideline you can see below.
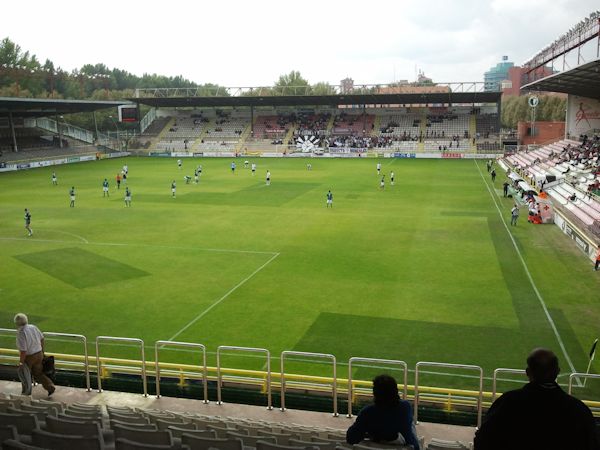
[474,160,580,384]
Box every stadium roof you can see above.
[0,97,129,118]
[130,91,501,108]
[521,59,600,100]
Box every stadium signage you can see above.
[441,153,463,159]
[554,213,594,259]
[394,153,416,158]
[148,152,171,157]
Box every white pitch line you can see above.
[167,252,281,342]
[0,236,277,256]
[474,160,580,384]
[46,229,89,244]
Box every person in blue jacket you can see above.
[346,374,419,449]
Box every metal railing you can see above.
[216,346,272,409]
[36,118,95,144]
[0,328,90,392]
[95,336,147,396]
[280,351,337,416]
[347,357,408,417]
[491,368,526,401]
[415,362,484,428]
[569,373,600,394]
[154,340,207,402]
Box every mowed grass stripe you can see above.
[0,157,598,391]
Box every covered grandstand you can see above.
[130,87,503,157]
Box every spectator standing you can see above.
[346,375,419,449]
[594,247,600,271]
[15,313,55,396]
[474,348,598,450]
[510,205,519,226]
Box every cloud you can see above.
[0,0,598,86]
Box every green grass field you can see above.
[1,157,599,395]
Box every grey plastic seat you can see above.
[257,441,317,450]
[181,435,243,450]
[257,431,294,445]
[115,438,177,450]
[208,425,246,439]
[110,413,150,425]
[45,415,114,444]
[59,409,102,420]
[0,424,19,442]
[227,432,276,448]
[168,427,215,439]
[31,429,104,450]
[110,420,157,431]
[32,400,65,414]
[289,439,336,450]
[0,411,40,435]
[0,399,17,412]
[155,419,192,431]
[112,424,173,446]
[2,440,48,450]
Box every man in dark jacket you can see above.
[474,348,598,450]
[347,374,420,449]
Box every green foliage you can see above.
[501,94,566,128]
[0,37,211,100]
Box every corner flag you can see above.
[584,338,599,387]
[589,339,598,361]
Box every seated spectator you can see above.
[474,348,598,450]
[346,374,419,449]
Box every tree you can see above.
[311,81,335,96]
[274,71,310,96]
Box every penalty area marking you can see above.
[167,252,281,342]
[474,160,580,384]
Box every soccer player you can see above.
[380,175,385,190]
[194,168,199,184]
[171,180,176,198]
[116,173,121,190]
[184,175,192,184]
[24,208,32,236]
[198,165,203,179]
[326,190,333,208]
[251,163,256,175]
[266,170,271,186]
[69,187,76,207]
[307,162,312,171]
[377,162,381,175]
[51,172,57,185]
[123,164,128,175]
[177,159,182,169]
[124,187,131,207]
[122,172,127,184]
[231,161,236,173]
[244,160,249,168]
[102,178,109,197]
[390,171,395,186]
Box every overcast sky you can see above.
[1,0,597,87]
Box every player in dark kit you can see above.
[24,209,32,236]
[69,187,76,207]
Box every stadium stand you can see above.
[155,117,207,152]
[503,135,600,233]
[0,389,477,450]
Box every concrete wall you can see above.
[517,121,565,145]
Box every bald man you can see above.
[474,348,598,450]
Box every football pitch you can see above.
[1,157,599,394]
